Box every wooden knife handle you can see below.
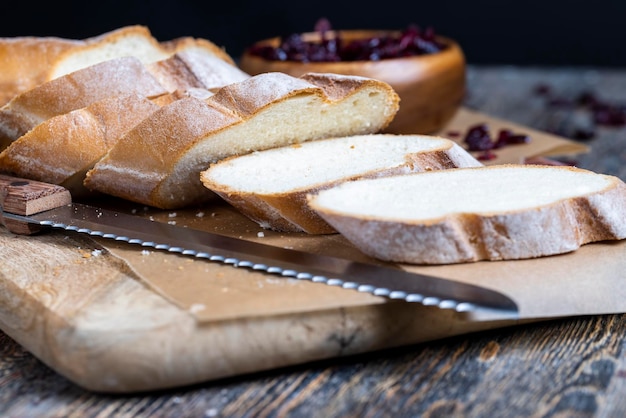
[0,174,72,235]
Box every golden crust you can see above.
[0,57,168,148]
[85,73,400,209]
[0,93,162,195]
[83,97,241,206]
[0,25,238,108]
[0,36,83,106]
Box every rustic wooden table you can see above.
[1,66,625,417]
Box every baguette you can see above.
[201,134,482,233]
[84,72,400,209]
[0,49,248,150]
[0,25,236,107]
[307,164,626,264]
[0,56,168,149]
[0,92,163,197]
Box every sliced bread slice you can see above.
[45,25,236,82]
[84,72,400,209]
[201,134,482,233]
[146,48,250,92]
[308,164,626,264]
[45,25,169,81]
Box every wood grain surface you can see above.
[1,66,625,417]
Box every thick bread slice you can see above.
[0,56,168,149]
[45,25,169,81]
[46,25,237,81]
[158,36,236,65]
[146,49,250,92]
[308,164,626,264]
[0,36,83,106]
[201,134,482,233]
[0,93,163,196]
[84,72,400,209]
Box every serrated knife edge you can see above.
[2,203,519,319]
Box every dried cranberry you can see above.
[461,123,531,159]
[494,129,530,148]
[592,103,626,127]
[463,123,494,151]
[476,150,498,161]
[247,18,446,62]
[533,83,626,138]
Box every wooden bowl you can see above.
[239,30,466,134]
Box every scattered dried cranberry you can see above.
[494,129,530,148]
[461,123,531,160]
[592,102,626,126]
[246,18,446,63]
[476,150,498,161]
[463,123,494,151]
[533,84,626,140]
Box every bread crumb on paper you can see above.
[189,303,206,313]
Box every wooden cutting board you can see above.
[0,108,600,393]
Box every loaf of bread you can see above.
[308,164,626,264]
[0,48,248,150]
[201,134,482,233]
[0,25,236,107]
[0,93,164,197]
[84,72,400,209]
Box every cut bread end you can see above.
[308,164,626,263]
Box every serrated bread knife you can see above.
[0,174,518,318]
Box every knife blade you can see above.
[0,174,518,318]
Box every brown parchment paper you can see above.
[98,108,622,324]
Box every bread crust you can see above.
[0,25,241,144]
[147,49,250,92]
[201,135,482,234]
[0,93,162,196]
[308,165,626,264]
[0,57,168,149]
[83,97,242,207]
[44,25,168,81]
[85,72,400,209]
[0,36,83,106]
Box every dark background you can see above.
[3,0,625,67]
